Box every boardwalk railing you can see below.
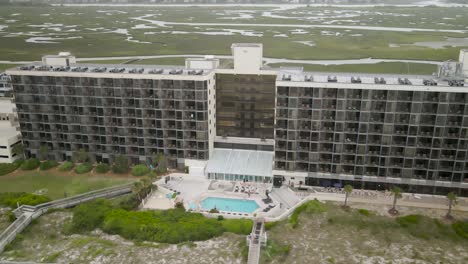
[247,219,266,264]
[0,183,133,253]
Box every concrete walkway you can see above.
[308,192,468,212]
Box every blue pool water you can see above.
[201,197,259,213]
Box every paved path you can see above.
[308,192,468,212]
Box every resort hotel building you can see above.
[6,45,468,196]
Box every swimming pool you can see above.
[201,197,259,213]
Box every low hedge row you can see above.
[95,163,111,174]
[74,162,93,174]
[0,160,23,176]
[1,159,160,177]
[20,158,40,170]
[39,160,59,171]
[131,164,150,177]
[58,161,74,171]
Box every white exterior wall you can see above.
[42,55,77,67]
[0,129,21,163]
[0,98,21,163]
[460,49,468,78]
[184,159,208,178]
[6,69,213,81]
[231,44,263,74]
[185,58,219,70]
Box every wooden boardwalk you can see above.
[247,219,266,264]
[0,183,132,253]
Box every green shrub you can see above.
[0,192,50,207]
[262,240,290,262]
[102,209,225,244]
[69,199,113,233]
[95,163,111,174]
[396,215,457,240]
[357,209,370,217]
[131,164,150,177]
[396,215,423,227]
[175,201,185,209]
[74,162,93,174]
[0,160,23,176]
[209,208,219,213]
[221,219,253,235]
[452,221,468,239]
[58,161,74,171]
[7,211,16,222]
[20,158,40,170]
[290,200,327,228]
[118,195,140,211]
[217,215,224,221]
[67,200,256,244]
[265,221,280,230]
[39,160,59,171]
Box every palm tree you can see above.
[389,186,402,215]
[343,184,353,207]
[132,181,143,201]
[141,177,153,196]
[446,192,458,219]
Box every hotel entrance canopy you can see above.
[206,149,274,182]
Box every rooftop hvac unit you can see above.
[448,80,465,87]
[149,69,164,74]
[35,65,52,71]
[423,79,438,86]
[305,75,313,82]
[92,67,107,73]
[110,68,125,73]
[169,69,183,75]
[129,68,144,74]
[327,76,337,82]
[71,67,80,72]
[398,78,412,85]
[374,77,386,84]
[282,74,291,81]
[351,77,361,83]
[53,66,69,72]
[20,65,35,71]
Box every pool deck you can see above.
[147,173,292,219]
[142,188,174,210]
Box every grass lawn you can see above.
[0,169,135,200]
[0,64,21,72]
[268,62,438,75]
